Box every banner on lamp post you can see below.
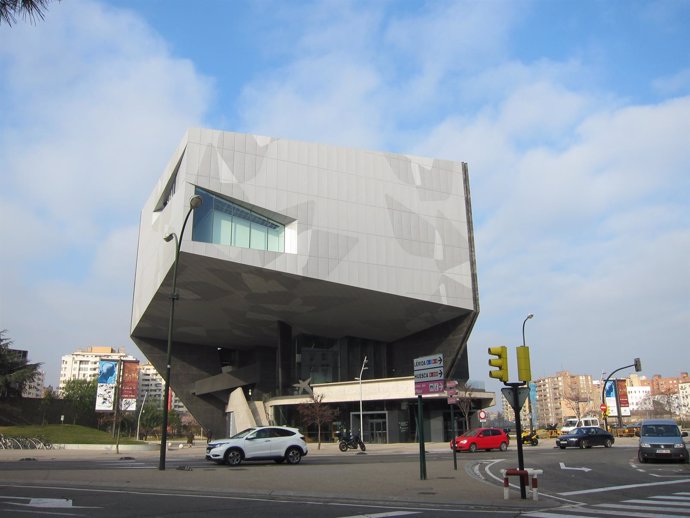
[120,360,140,412]
[95,360,119,412]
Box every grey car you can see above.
[637,419,689,463]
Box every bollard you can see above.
[501,468,543,500]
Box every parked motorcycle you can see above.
[521,430,539,446]
[335,430,366,452]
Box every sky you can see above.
[1,0,689,394]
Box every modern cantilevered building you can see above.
[130,128,485,443]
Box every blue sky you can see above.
[1,0,689,392]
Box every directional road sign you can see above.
[414,354,444,394]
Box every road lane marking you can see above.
[559,462,591,472]
[522,512,601,517]
[621,498,690,507]
[597,502,690,513]
[559,477,690,496]
[338,513,420,518]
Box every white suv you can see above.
[206,426,308,466]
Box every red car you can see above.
[450,427,510,452]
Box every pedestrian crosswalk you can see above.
[525,491,690,518]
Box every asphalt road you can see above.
[0,439,689,518]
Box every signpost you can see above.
[447,379,459,470]
[414,354,444,480]
[503,383,529,499]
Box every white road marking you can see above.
[523,491,690,518]
[559,462,591,472]
[559,477,690,496]
[597,502,690,513]
[337,513,420,518]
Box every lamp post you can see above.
[159,194,203,470]
[356,356,368,444]
[136,390,148,441]
[522,313,534,433]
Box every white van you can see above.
[560,416,600,434]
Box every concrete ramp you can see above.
[225,388,256,432]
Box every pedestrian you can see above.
[206,429,213,443]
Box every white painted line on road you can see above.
[581,507,687,518]
[559,462,591,472]
[521,512,601,518]
[337,512,420,518]
[559,477,690,496]
[597,503,690,514]
[621,498,690,507]
[648,494,690,500]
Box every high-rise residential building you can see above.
[7,348,44,398]
[22,369,45,398]
[534,371,597,428]
[627,385,653,413]
[138,362,187,413]
[649,372,689,396]
[500,390,531,429]
[58,346,137,394]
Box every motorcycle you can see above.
[521,430,539,446]
[335,430,366,452]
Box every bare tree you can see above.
[454,381,474,433]
[561,382,593,421]
[0,0,57,26]
[652,387,680,418]
[296,393,339,450]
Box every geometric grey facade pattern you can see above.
[130,128,479,436]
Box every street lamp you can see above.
[159,194,203,470]
[601,358,642,432]
[522,313,534,432]
[355,356,368,445]
[136,390,148,441]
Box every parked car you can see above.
[206,426,308,466]
[450,428,509,452]
[637,419,689,464]
[556,426,614,449]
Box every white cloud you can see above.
[652,68,690,96]
[0,0,213,385]
[2,0,688,391]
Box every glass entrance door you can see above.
[368,418,387,444]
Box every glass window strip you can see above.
[193,187,284,252]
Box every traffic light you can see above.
[488,346,508,383]
[634,357,642,372]
[516,346,531,382]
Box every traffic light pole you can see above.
[506,382,527,500]
[601,359,642,432]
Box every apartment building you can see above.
[500,389,531,429]
[534,371,597,428]
[138,362,187,413]
[58,346,137,394]
[22,369,45,398]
